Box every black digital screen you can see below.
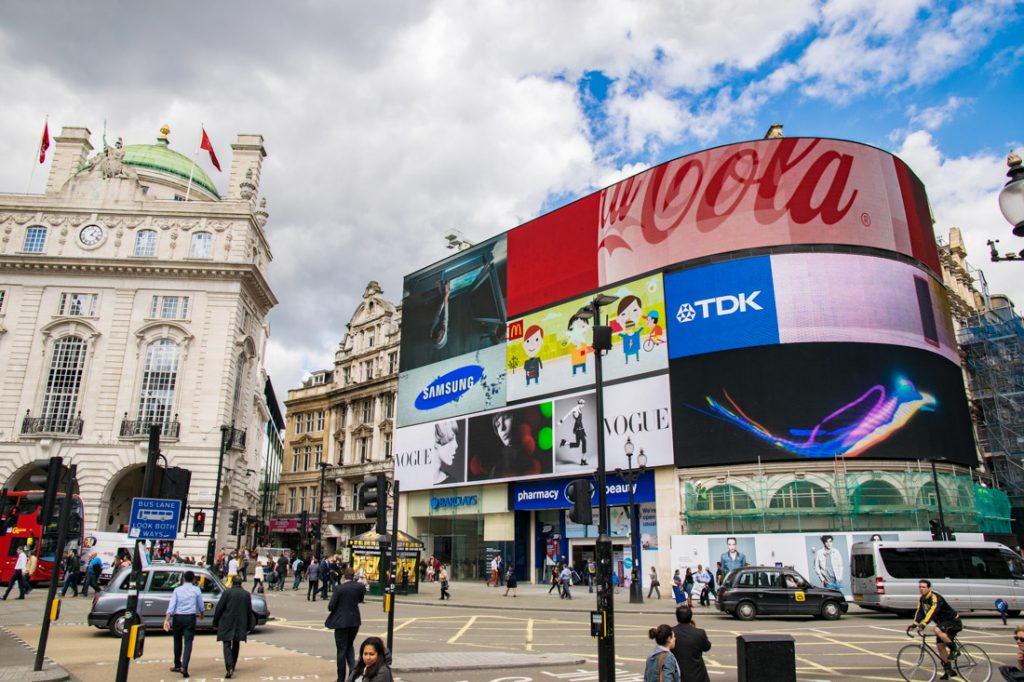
[671,343,976,467]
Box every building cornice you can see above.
[0,255,277,310]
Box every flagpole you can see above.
[184,123,202,202]
[26,115,47,194]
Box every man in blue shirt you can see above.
[162,571,205,678]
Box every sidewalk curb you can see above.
[0,626,71,682]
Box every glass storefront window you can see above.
[419,515,486,581]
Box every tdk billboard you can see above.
[665,257,779,358]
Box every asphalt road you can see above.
[2,582,1022,681]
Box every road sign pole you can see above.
[34,464,76,672]
[386,479,400,654]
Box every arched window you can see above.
[190,232,213,258]
[692,484,755,512]
[852,480,903,507]
[41,336,87,431]
[231,352,246,421]
[134,230,157,257]
[137,340,180,427]
[769,481,835,509]
[23,226,47,253]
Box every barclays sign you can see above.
[430,494,479,510]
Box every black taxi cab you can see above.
[716,566,848,620]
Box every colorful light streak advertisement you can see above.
[505,274,668,402]
[507,137,938,317]
[664,252,957,362]
[671,343,975,467]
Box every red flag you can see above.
[39,122,50,164]
[200,127,221,172]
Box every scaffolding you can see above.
[682,468,1011,536]
[958,306,1024,497]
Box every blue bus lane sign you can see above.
[128,498,182,540]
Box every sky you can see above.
[1,1,1021,400]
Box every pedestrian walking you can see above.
[60,549,80,597]
[251,561,265,593]
[670,605,711,682]
[2,547,27,600]
[683,568,695,608]
[212,578,255,679]
[695,564,712,606]
[306,559,320,601]
[346,636,393,682]
[648,566,661,599]
[560,564,573,600]
[486,554,500,587]
[81,552,102,597]
[644,624,681,682]
[292,555,304,590]
[548,564,562,596]
[163,570,205,678]
[276,554,288,591]
[439,564,450,600]
[326,567,367,682]
[587,559,596,593]
[24,549,38,593]
[503,566,517,597]
[319,556,331,600]
[672,569,683,604]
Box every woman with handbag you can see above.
[648,566,661,599]
[643,624,681,682]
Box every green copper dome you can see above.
[122,130,220,199]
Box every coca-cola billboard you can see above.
[508,138,938,317]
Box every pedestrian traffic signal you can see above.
[192,510,206,534]
[360,473,388,535]
[299,510,309,540]
[309,521,321,542]
[567,478,594,525]
[229,510,241,536]
[23,457,64,527]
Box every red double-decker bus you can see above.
[1,491,85,586]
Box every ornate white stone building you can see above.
[0,125,277,558]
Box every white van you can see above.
[81,532,137,584]
[850,540,1024,616]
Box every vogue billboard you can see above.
[508,138,938,317]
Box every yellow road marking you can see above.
[447,615,477,644]
[811,632,899,662]
[526,618,534,651]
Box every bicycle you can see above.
[897,626,992,682]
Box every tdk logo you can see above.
[676,291,762,323]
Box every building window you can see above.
[315,444,323,465]
[361,399,373,423]
[769,481,835,510]
[134,230,157,257]
[337,439,345,462]
[342,366,350,385]
[366,328,375,348]
[230,352,246,422]
[299,487,307,511]
[150,295,190,320]
[382,394,394,420]
[190,232,213,258]
[335,484,342,511]
[137,340,180,427]
[58,293,98,317]
[310,485,318,512]
[692,484,756,512]
[41,336,87,431]
[303,446,311,470]
[383,432,392,459]
[388,352,398,375]
[305,413,314,433]
[358,437,369,463]
[0,289,6,313]
[23,226,46,253]
[316,410,325,431]
[362,360,374,381]
[288,487,296,513]
[292,448,300,472]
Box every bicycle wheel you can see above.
[954,643,992,682]
[897,643,939,681]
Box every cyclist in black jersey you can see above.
[909,579,962,680]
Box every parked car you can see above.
[716,566,848,620]
[88,564,270,636]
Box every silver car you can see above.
[87,564,270,636]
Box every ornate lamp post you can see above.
[989,152,1024,261]
[615,437,647,604]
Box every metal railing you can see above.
[20,412,83,437]
[119,414,180,440]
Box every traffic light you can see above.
[361,473,388,535]
[229,510,241,536]
[309,521,321,542]
[299,510,309,541]
[192,510,206,534]
[48,495,82,536]
[23,457,63,527]
[568,478,594,525]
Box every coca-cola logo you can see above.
[598,138,860,254]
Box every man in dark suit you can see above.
[671,605,711,682]
[325,567,367,682]
[212,579,255,679]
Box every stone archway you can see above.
[99,465,146,532]
[5,460,80,496]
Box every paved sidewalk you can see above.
[0,626,71,682]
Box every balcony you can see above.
[119,414,181,441]
[20,411,83,439]
[224,426,247,451]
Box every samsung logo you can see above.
[430,495,478,509]
[415,365,484,411]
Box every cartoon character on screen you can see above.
[562,310,594,376]
[614,295,645,364]
[558,398,589,466]
[644,310,664,348]
[522,324,544,386]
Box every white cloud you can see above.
[908,96,969,130]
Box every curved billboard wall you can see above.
[508,137,938,317]
[671,343,975,468]
[663,253,957,363]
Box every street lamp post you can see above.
[615,438,647,604]
[316,460,331,560]
[207,424,231,566]
[990,152,1024,261]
